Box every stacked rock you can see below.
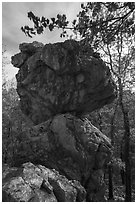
[2,40,117,202]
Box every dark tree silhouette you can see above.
[21,2,134,48]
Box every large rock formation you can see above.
[7,114,111,201]
[2,40,117,202]
[11,40,116,125]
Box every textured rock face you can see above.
[2,162,86,202]
[7,39,115,201]
[11,40,116,125]
[10,114,111,201]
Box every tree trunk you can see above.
[108,163,114,200]
[118,73,131,201]
[120,140,125,185]
[108,101,118,200]
[120,166,125,185]
[123,110,131,201]
[119,90,131,200]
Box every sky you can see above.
[2,2,82,80]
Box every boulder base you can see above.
[10,114,111,201]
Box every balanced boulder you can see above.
[11,40,117,125]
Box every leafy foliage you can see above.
[21,2,135,48]
[2,80,33,165]
[21,12,69,38]
[76,2,134,45]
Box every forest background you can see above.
[2,1,135,202]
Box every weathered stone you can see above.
[2,164,33,202]
[11,40,117,125]
[19,41,44,54]
[3,162,84,202]
[12,114,111,201]
[11,52,29,68]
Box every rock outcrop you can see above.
[11,40,117,125]
[2,162,86,202]
[3,39,117,202]
[7,114,111,201]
